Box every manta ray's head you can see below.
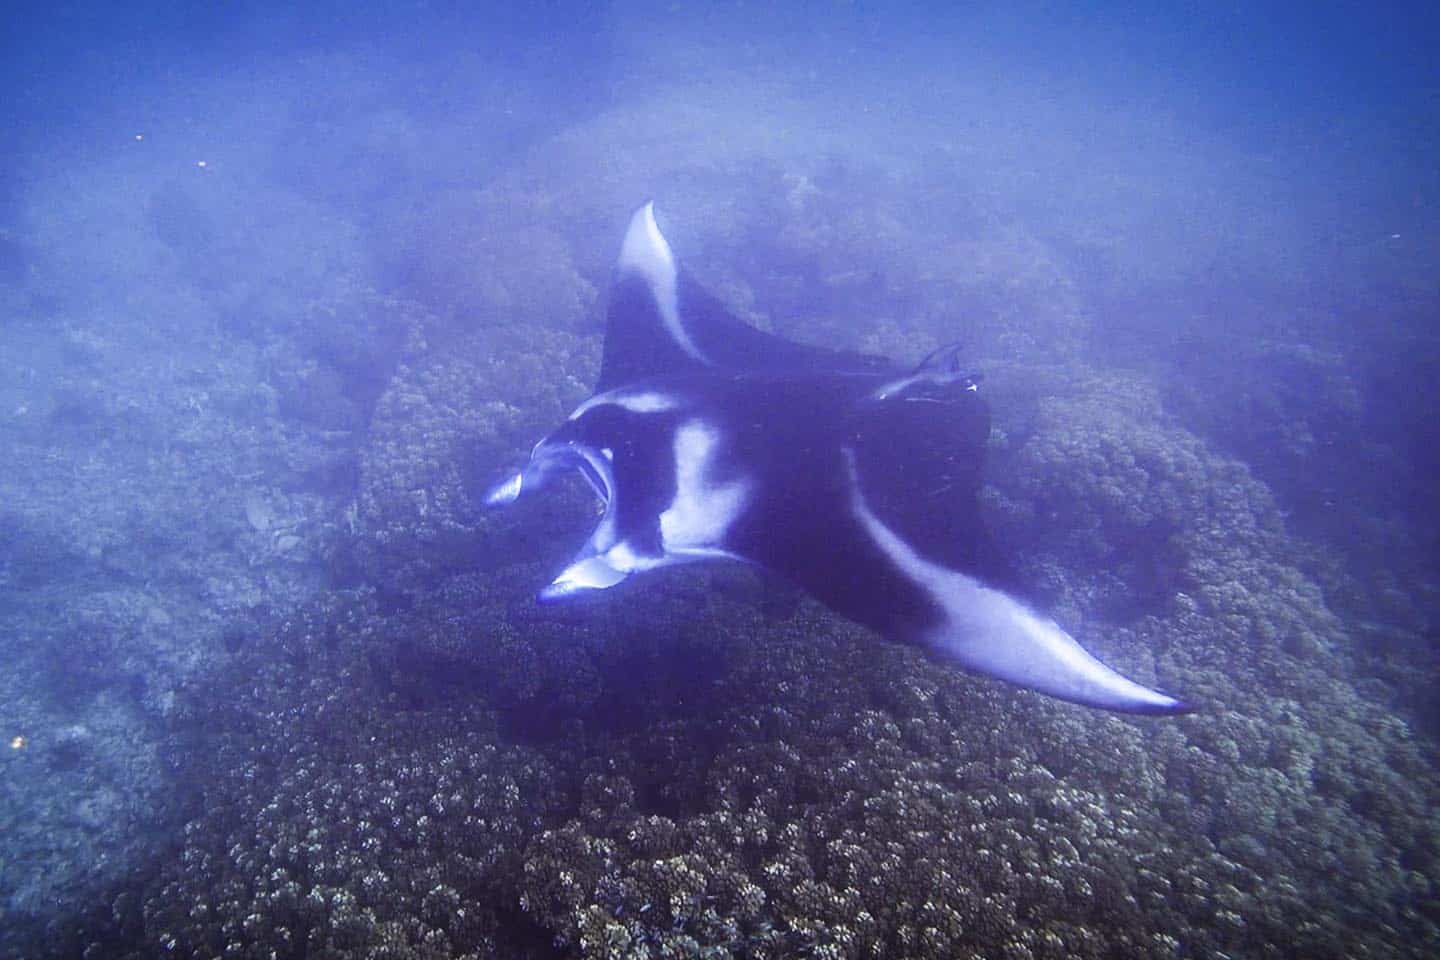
[484,416,625,598]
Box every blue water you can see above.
[1,2,1436,957]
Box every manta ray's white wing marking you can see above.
[842,449,1183,713]
[617,202,705,363]
[660,420,750,559]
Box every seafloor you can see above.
[1,73,1436,959]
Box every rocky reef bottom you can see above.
[45,532,1431,960]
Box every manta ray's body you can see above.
[488,204,1188,715]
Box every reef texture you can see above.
[131,594,564,960]
[107,355,1438,958]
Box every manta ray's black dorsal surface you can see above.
[487,203,1189,715]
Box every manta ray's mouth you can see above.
[570,446,613,505]
[546,445,618,523]
[483,441,614,509]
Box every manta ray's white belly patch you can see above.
[660,420,749,557]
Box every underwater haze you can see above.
[1,1,1437,957]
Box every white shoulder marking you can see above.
[842,449,1182,713]
[617,202,705,363]
[870,372,924,402]
[660,420,749,557]
[570,388,681,421]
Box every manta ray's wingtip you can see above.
[1127,693,1196,717]
[1099,686,1193,717]
[618,199,675,279]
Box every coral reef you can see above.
[3,54,1436,960]
[133,594,564,960]
[512,595,1439,960]
[121,527,1439,960]
[25,168,1434,958]
[104,357,1440,957]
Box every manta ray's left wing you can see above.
[597,203,889,391]
[839,441,1189,715]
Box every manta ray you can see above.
[486,203,1189,715]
